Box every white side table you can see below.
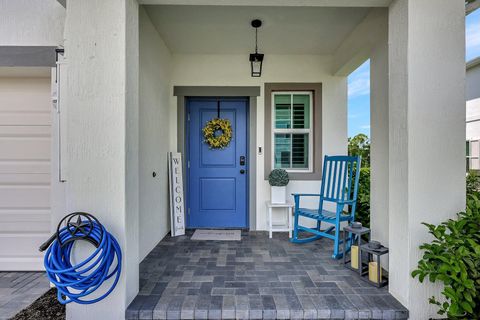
[266,201,294,239]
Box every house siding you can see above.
[466,63,480,141]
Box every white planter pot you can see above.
[271,186,287,204]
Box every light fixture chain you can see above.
[255,27,258,53]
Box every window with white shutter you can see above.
[271,92,313,172]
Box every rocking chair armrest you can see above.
[336,199,356,205]
[291,193,321,198]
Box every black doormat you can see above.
[9,288,65,320]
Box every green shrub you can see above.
[348,133,370,227]
[355,167,370,228]
[348,134,370,168]
[268,169,289,187]
[466,170,480,198]
[411,196,480,319]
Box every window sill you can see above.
[285,170,313,174]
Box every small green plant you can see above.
[411,196,480,319]
[268,169,289,187]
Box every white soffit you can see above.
[144,5,372,54]
[140,0,391,6]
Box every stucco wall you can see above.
[370,26,389,263]
[139,8,173,261]
[63,1,139,318]
[388,1,466,318]
[388,0,410,305]
[0,0,65,46]
[169,54,347,230]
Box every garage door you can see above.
[0,75,51,271]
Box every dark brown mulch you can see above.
[9,288,65,320]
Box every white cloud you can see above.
[360,125,371,129]
[348,70,370,98]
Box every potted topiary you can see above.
[268,169,290,204]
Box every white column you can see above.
[63,0,139,319]
[369,10,389,258]
[388,0,465,318]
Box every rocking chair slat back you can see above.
[320,156,361,203]
[341,161,348,201]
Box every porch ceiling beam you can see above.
[331,8,388,76]
[138,0,392,7]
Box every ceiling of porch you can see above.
[144,5,372,54]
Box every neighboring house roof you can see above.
[467,0,480,15]
[467,57,480,70]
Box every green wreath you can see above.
[203,118,232,149]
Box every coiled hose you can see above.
[43,220,122,304]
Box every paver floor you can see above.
[127,231,408,319]
[0,272,50,320]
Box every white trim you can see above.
[271,91,314,173]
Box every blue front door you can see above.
[187,98,248,228]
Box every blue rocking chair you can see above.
[290,155,361,259]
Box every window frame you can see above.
[467,139,480,171]
[271,91,314,173]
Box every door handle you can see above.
[240,169,246,174]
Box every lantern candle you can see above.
[369,261,382,283]
[350,245,359,269]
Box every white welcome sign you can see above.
[168,152,185,237]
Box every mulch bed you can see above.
[10,288,65,320]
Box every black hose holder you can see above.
[39,212,104,252]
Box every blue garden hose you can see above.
[43,218,122,304]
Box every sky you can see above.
[347,60,370,138]
[347,9,480,138]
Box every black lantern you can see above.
[249,19,264,77]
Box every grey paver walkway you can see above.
[0,272,50,320]
[127,231,408,319]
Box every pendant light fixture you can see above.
[249,19,264,77]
